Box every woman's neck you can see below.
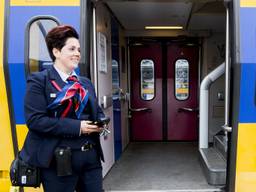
[54,62,72,75]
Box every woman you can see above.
[20,25,105,192]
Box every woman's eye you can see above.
[68,47,80,53]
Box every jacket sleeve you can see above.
[24,73,81,137]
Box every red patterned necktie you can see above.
[47,75,89,118]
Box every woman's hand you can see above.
[80,120,103,135]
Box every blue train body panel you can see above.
[8,6,80,124]
[239,8,256,123]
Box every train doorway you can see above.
[97,0,228,190]
[130,40,199,141]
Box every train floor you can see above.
[103,142,224,192]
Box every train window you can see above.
[28,19,58,73]
[140,59,155,100]
[175,59,189,100]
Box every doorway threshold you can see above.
[103,142,224,191]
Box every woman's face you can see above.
[54,37,81,72]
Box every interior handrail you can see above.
[199,63,225,149]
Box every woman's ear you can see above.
[52,48,60,59]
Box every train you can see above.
[0,0,255,191]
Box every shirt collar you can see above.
[54,65,77,83]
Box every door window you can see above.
[27,18,58,73]
[140,59,155,100]
[112,59,120,100]
[175,59,189,100]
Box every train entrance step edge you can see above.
[213,135,227,160]
[199,147,226,185]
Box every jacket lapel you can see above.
[48,66,67,90]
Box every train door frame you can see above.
[227,0,240,191]
[227,0,256,192]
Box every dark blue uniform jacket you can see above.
[20,66,105,168]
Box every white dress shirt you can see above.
[53,65,77,83]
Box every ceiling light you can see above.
[145,26,183,30]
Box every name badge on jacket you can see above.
[50,93,57,98]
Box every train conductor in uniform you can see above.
[20,25,105,192]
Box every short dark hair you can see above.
[45,25,79,61]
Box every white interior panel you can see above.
[189,14,225,32]
[107,2,192,30]
[96,3,115,177]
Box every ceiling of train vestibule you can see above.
[105,0,226,34]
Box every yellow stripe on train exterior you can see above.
[241,0,256,7]
[0,0,16,191]
[16,124,29,150]
[235,123,256,192]
[10,0,79,6]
